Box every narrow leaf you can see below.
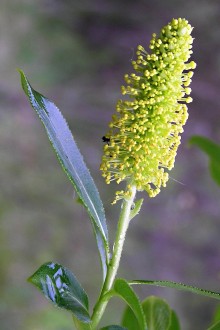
[129,199,144,221]
[28,262,91,323]
[130,280,220,300]
[114,279,146,330]
[19,70,109,279]
[142,296,171,330]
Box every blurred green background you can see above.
[1,0,220,329]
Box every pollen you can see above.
[100,18,196,201]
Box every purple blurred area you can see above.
[1,0,220,329]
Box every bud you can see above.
[100,18,196,203]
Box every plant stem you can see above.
[91,185,137,329]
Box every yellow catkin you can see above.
[100,18,196,203]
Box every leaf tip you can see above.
[17,68,25,81]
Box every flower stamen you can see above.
[100,18,196,202]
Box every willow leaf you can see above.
[19,70,109,279]
[29,262,91,323]
[130,280,220,300]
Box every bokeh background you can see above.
[1,1,220,329]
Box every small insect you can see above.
[131,203,135,210]
[102,136,110,144]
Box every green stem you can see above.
[91,185,137,329]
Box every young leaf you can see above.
[189,135,220,186]
[19,70,109,279]
[142,296,172,330]
[130,280,220,300]
[113,279,146,330]
[28,262,91,323]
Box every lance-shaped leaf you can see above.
[28,262,91,323]
[130,280,220,300]
[19,70,109,279]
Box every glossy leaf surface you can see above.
[130,280,220,300]
[19,70,109,279]
[114,279,146,330]
[29,262,91,323]
[189,135,220,186]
